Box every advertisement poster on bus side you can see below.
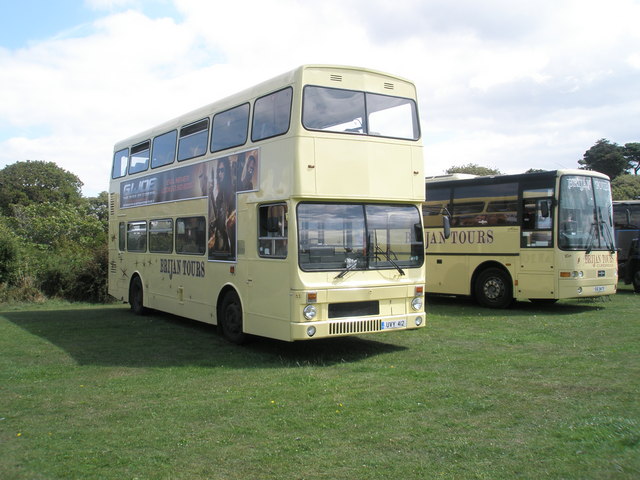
[119,149,260,262]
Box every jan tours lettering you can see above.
[426,229,494,248]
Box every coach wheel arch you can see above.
[472,263,514,309]
[217,286,248,345]
[129,274,146,315]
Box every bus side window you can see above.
[113,148,129,178]
[252,88,292,142]
[258,204,287,258]
[176,217,206,255]
[127,221,147,252]
[129,141,150,175]
[522,197,552,248]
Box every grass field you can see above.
[1,285,639,479]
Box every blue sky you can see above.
[1,0,639,195]
[0,1,96,49]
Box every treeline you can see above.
[0,161,109,303]
[445,139,640,200]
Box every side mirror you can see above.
[443,215,451,239]
[540,200,550,218]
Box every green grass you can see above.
[1,286,639,479]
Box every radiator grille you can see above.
[329,319,382,335]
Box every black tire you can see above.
[129,276,146,315]
[220,291,247,344]
[475,267,513,309]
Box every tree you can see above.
[525,168,547,173]
[445,163,502,176]
[611,174,640,200]
[623,142,640,175]
[578,139,628,180]
[10,202,106,249]
[0,160,83,215]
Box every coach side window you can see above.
[522,188,554,248]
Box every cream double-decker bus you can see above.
[108,65,426,343]
[423,169,617,308]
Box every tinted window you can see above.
[129,141,150,175]
[252,88,292,142]
[178,118,209,162]
[176,217,206,255]
[211,104,250,152]
[303,86,419,140]
[152,130,177,168]
[127,221,147,252]
[149,219,173,253]
[258,204,288,258]
[113,148,129,178]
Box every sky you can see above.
[1,0,639,196]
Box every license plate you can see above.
[594,286,605,293]
[381,319,407,330]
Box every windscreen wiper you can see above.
[335,257,359,279]
[598,207,617,254]
[374,244,405,276]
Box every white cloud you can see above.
[1,0,639,195]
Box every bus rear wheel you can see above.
[220,291,247,344]
[475,267,513,309]
[129,276,146,315]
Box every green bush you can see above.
[36,242,109,303]
[0,221,19,284]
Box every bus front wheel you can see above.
[129,276,146,315]
[475,267,513,309]
[220,291,247,344]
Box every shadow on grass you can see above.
[426,293,610,317]
[2,307,405,369]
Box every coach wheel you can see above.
[220,291,247,344]
[475,267,513,309]
[129,276,146,315]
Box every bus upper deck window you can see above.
[129,141,150,175]
[112,148,129,178]
[251,88,292,142]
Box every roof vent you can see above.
[384,82,394,90]
[330,74,343,82]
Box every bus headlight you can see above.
[303,305,317,321]
[306,326,316,337]
[415,316,423,326]
[411,296,423,311]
